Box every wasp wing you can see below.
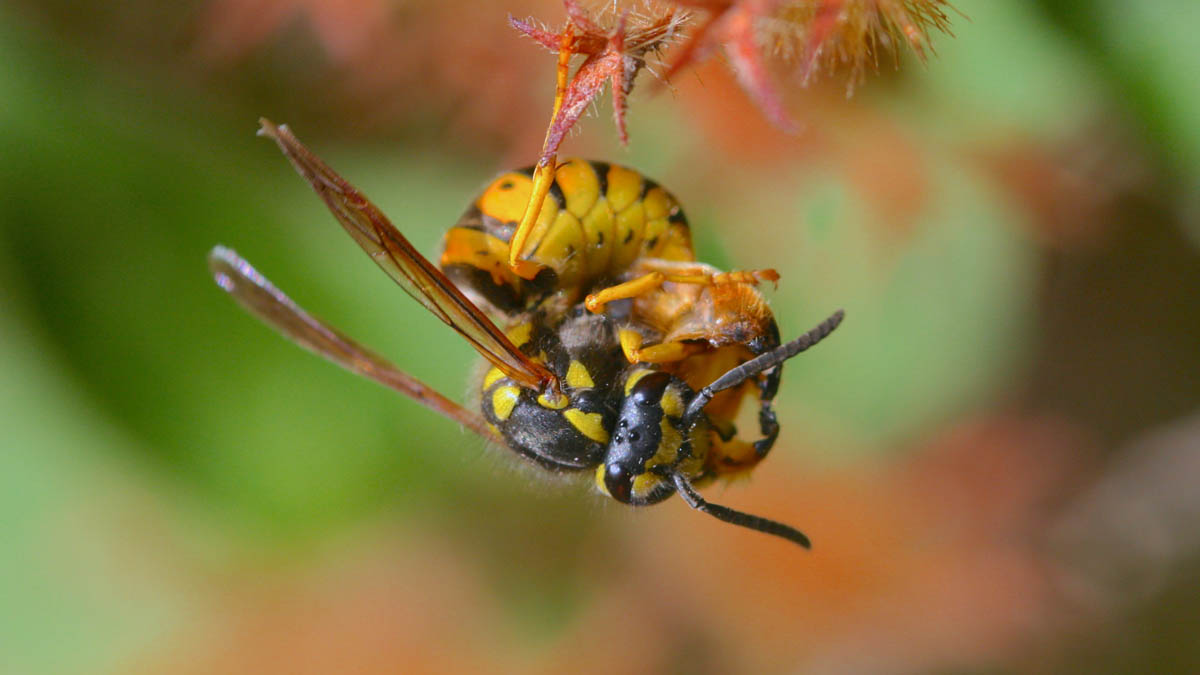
[258,118,557,393]
[209,246,498,441]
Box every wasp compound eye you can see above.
[603,461,633,503]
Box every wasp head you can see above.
[596,369,708,506]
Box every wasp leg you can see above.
[586,266,780,314]
[635,260,781,287]
[586,265,782,314]
[666,269,780,286]
[682,310,845,432]
[617,327,705,364]
[586,272,668,313]
[508,24,575,280]
[754,400,780,458]
[752,338,784,458]
[508,162,555,280]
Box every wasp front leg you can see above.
[636,259,780,288]
[585,272,668,313]
[664,268,780,287]
[617,326,706,364]
[507,161,556,280]
[508,22,574,280]
[585,264,780,313]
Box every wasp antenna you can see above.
[683,309,845,429]
[671,472,811,549]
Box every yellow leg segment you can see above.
[650,265,780,287]
[634,341,705,364]
[508,162,554,280]
[585,272,666,313]
[509,25,575,281]
[617,328,705,364]
[585,267,780,313]
[618,328,643,363]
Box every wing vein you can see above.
[208,246,498,441]
[258,118,558,393]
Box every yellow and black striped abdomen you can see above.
[478,312,626,472]
[440,159,695,312]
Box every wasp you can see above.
[209,119,843,547]
[442,157,793,477]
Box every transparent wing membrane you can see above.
[209,246,497,440]
[258,119,557,393]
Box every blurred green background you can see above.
[2,1,1199,673]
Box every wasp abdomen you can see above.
[479,314,624,472]
[441,159,695,310]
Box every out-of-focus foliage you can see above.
[2,0,1199,673]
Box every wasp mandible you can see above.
[210,120,843,548]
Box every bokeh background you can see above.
[3,1,1199,673]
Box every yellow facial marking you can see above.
[565,360,594,389]
[491,386,521,421]
[487,423,501,438]
[676,452,706,483]
[594,465,610,496]
[506,323,533,348]
[660,387,684,418]
[651,416,684,468]
[564,409,609,444]
[623,368,655,396]
[537,391,569,410]
[483,367,505,390]
[631,472,663,498]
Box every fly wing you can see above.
[209,245,498,441]
[258,118,557,392]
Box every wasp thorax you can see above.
[598,370,706,506]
